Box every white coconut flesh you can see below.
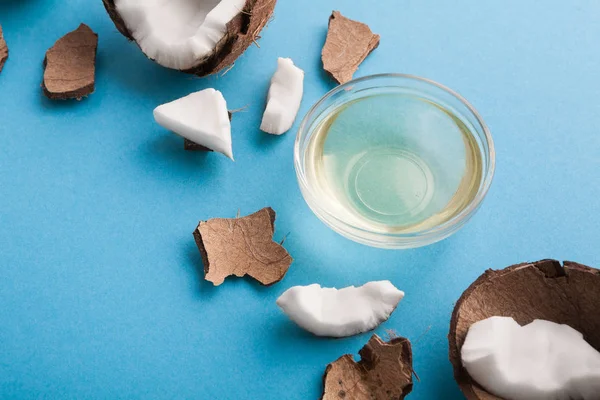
[260,57,304,135]
[153,88,233,159]
[461,317,600,400]
[276,281,404,338]
[114,0,246,70]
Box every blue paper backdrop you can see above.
[1,0,599,399]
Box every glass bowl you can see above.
[294,74,495,249]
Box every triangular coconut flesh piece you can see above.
[102,0,276,76]
[184,112,232,151]
[43,24,98,100]
[153,88,233,159]
[322,11,380,84]
[0,25,8,73]
[449,259,600,400]
[322,334,413,400]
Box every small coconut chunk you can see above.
[322,334,413,400]
[112,0,245,71]
[43,24,98,100]
[322,11,380,84]
[193,207,293,286]
[260,57,304,135]
[462,317,600,400]
[276,281,404,337]
[0,25,8,73]
[153,88,233,159]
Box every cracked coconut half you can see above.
[103,0,276,75]
[449,259,600,400]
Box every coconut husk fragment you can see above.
[0,25,8,73]
[321,11,380,84]
[193,207,292,286]
[321,334,413,400]
[43,24,98,100]
[449,259,600,399]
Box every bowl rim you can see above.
[294,73,496,248]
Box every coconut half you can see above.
[449,259,600,400]
[102,0,276,75]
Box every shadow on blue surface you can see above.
[40,94,91,110]
[138,134,220,180]
[0,0,39,14]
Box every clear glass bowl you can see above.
[294,74,495,249]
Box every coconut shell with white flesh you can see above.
[449,259,600,400]
[102,0,276,76]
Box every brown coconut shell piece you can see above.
[321,334,413,400]
[43,24,98,100]
[449,259,600,400]
[102,0,276,77]
[0,25,8,73]
[184,139,212,152]
[322,11,380,85]
[193,207,292,286]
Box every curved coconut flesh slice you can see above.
[102,0,276,75]
[461,317,600,400]
[153,88,233,159]
[276,280,404,337]
[449,259,600,400]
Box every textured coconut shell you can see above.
[42,24,98,100]
[0,25,8,73]
[193,207,292,286]
[321,334,413,400]
[102,0,276,76]
[448,259,600,400]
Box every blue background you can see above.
[1,0,599,399]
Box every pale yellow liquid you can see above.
[305,93,483,233]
